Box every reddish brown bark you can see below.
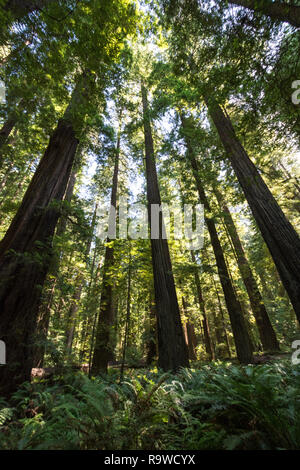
[215,188,280,351]
[207,100,300,321]
[191,251,215,360]
[146,297,157,365]
[180,113,253,364]
[0,75,91,397]
[182,296,197,360]
[92,133,121,374]
[142,84,189,372]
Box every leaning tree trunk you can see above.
[142,83,189,372]
[229,0,300,28]
[191,251,215,360]
[91,132,121,375]
[214,187,280,351]
[180,114,253,364]
[207,99,300,321]
[0,74,91,397]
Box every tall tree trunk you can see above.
[184,321,198,360]
[182,296,197,360]
[214,187,280,351]
[210,304,224,356]
[191,251,215,360]
[120,243,132,382]
[0,74,91,397]
[91,131,121,375]
[180,113,253,364]
[142,83,189,372]
[65,278,82,355]
[223,245,256,352]
[79,245,98,362]
[207,100,300,320]
[32,165,79,368]
[211,272,232,357]
[229,0,300,28]
[146,296,157,365]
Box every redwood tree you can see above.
[92,132,121,375]
[180,113,254,364]
[214,187,280,351]
[207,100,300,320]
[0,74,92,396]
[191,251,215,360]
[142,83,189,371]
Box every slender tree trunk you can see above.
[223,246,257,352]
[191,251,215,360]
[146,296,157,365]
[142,83,189,371]
[210,304,223,355]
[91,132,121,375]
[207,100,300,320]
[211,273,232,357]
[120,244,132,382]
[79,245,98,362]
[229,0,300,28]
[182,296,197,360]
[214,187,280,351]
[66,203,98,355]
[88,261,102,377]
[65,278,83,354]
[180,113,253,364]
[0,74,91,397]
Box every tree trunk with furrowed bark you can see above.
[207,99,300,321]
[32,165,79,368]
[142,83,189,372]
[182,296,197,360]
[0,75,91,397]
[92,132,121,375]
[180,113,254,364]
[214,187,280,351]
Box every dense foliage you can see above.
[0,0,299,451]
[1,361,300,450]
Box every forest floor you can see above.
[1,358,299,450]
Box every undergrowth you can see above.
[0,360,299,450]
